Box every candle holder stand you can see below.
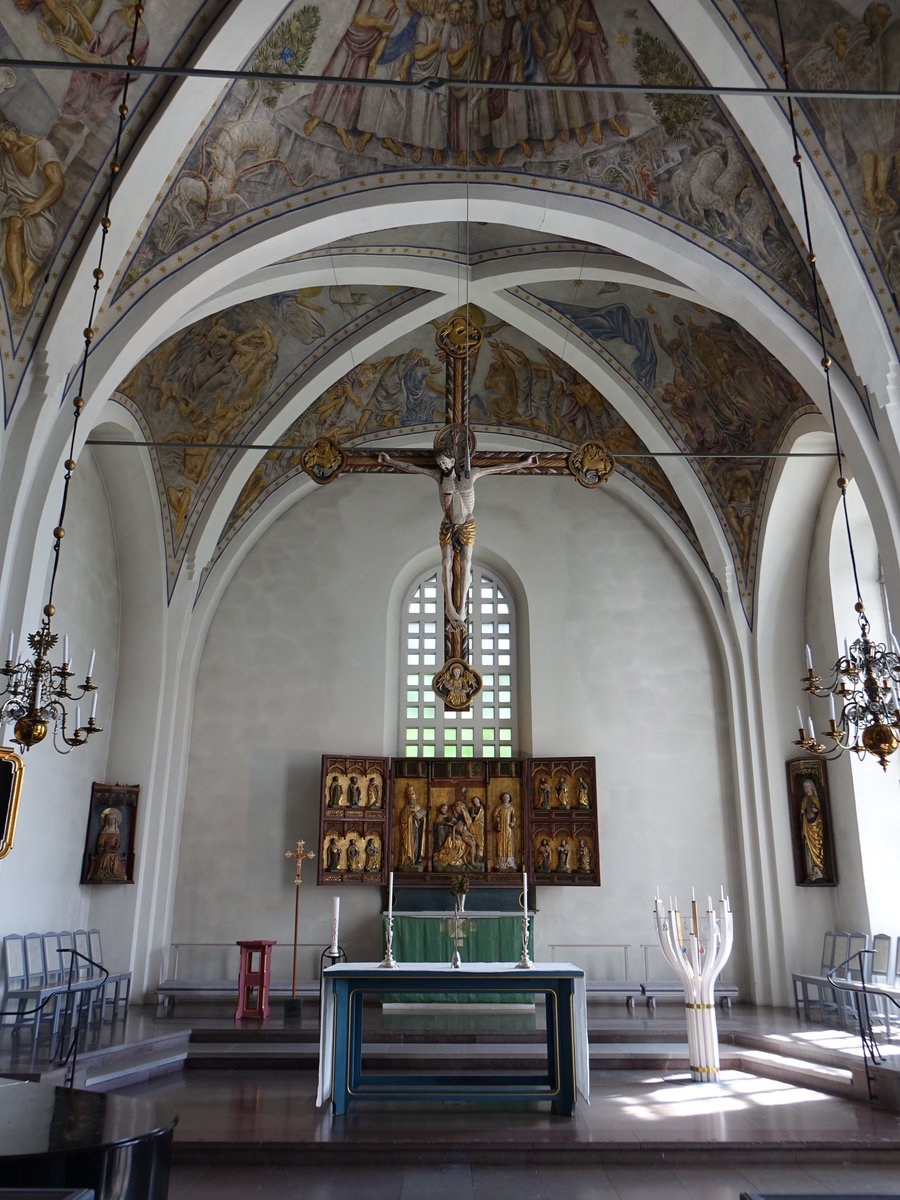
[379,913,398,968]
[515,913,533,969]
[654,890,733,1082]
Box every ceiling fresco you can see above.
[113,0,822,339]
[0,0,219,419]
[519,279,819,618]
[111,282,422,594]
[712,0,900,342]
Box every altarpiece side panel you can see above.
[528,757,600,885]
[318,754,389,885]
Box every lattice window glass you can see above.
[400,566,517,758]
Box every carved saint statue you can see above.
[399,784,426,867]
[494,792,517,869]
[799,778,826,882]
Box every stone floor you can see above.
[4,999,900,1198]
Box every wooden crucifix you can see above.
[379,315,537,710]
[299,312,616,711]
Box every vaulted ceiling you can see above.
[2,0,896,626]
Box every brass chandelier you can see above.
[0,5,145,753]
[773,4,900,771]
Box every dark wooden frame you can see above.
[786,757,837,887]
[80,782,139,884]
[0,747,24,859]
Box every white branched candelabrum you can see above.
[653,887,734,1082]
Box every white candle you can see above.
[805,643,813,670]
[829,693,836,722]
[91,690,98,719]
[844,637,850,662]
[720,884,726,901]
[388,871,393,924]
[7,630,13,661]
[807,715,816,740]
[34,677,41,706]
[63,634,69,665]
[331,896,340,955]
[796,706,804,731]
[87,649,96,677]
[522,870,528,925]
[75,705,81,732]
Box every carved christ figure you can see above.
[379,448,537,628]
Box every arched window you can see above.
[401,565,517,759]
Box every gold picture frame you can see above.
[0,747,24,859]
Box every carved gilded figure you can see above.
[577,777,590,808]
[535,836,551,872]
[87,806,126,882]
[329,775,343,807]
[536,776,551,809]
[366,776,381,808]
[577,839,591,872]
[494,791,517,868]
[346,838,361,871]
[399,784,426,867]
[556,776,570,809]
[365,836,381,872]
[799,778,826,883]
[326,836,341,871]
[557,836,571,872]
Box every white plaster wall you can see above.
[0,447,120,939]
[172,476,739,987]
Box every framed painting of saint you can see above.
[80,782,139,885]
[786,758,837,887]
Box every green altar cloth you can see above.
[381,912,534,1003]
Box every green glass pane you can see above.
[443,746,458,758]
[499,708,511,720]
[407,674,418,685]
[423,728,435,742]
[461,729,474,742]
[423,746,435,758]
[483,707,494,720]
[461,746,474,758]
[406,745,418,757]
[406,727,417,739]
[483,675,494,686]
[445,728,457,741]
[407,690,418,702]
[483,729,495,741]
[482,746,496,758]
[499,674,511,686]
[482,691,494,703]
[406,708,417,720]
[423,707,435,720]
[499,747,512,759]
[499,728,512,741]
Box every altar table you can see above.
[317,962,588,1116]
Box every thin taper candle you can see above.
[88,649,96,677]
[331,896,340,955]
[388,871,393,924]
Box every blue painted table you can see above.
[317,962,588,1116]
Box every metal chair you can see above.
[88,928,132,1022]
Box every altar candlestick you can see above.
[331,896,340,955]
[388,872,393,924]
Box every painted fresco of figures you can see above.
[564,0,629,145]
[52,3,150,169]
[0,119,64,314]
[304,0,398,151]
[476,0,530,166]
[403,0,452,165]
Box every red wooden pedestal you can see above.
[235,939,276,1020]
